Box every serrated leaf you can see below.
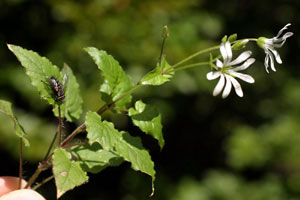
[53,64,83,122]
[53,148,88,199]
[129,100,164,149]
[7,44,62,106]
[71,143,123,173]
[139,57,174,86]
[85,111,155,193]
[0,100,29,146]
[84,47,134,109]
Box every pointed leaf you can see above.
[52,148,88,199]
[53,64,83,121]
[85,111,155,193]
[84,47,134,109]
[71,143,123,173]
[129,100,164,149]
[139,57,174,86]
[7,44,62,105]
[0,100,29,146]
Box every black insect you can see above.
[49,76,66,102]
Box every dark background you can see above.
[0,0,299,199]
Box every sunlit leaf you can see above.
[7,44,62,106]
[0,100,29,146]
[52,148,88,199]
[53,64,83,121]
[129,100,164,149]
[71,143,123,173]
[139,56,174,86]
[85,111,155,193]
[84,47,134,109]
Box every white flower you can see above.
[257,23,293,73]
[207,41,255,98]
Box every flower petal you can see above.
[269,48,282,64]
[207,71,221,80]
[275,23,291,38]
[222,75,232,98]
[232,58,256,72]
[272,32,294,48]
[266,50,276,72]
[213,75,225,96]
[227,76,243,97]
[229,51,252,66]
[216,59,224,68]
[264,52,270,73]
[220,41,232,65]
[230,71,255,83]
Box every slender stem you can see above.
[43,131,58,161]
[61,124,86,147]
[18,138,23,189]
[63,142,89,149]
[24,162,50,189]
[162,45,220,74]
[159,38,166,66]
[58,105,62,146]
[32,175,54,191]
[173,62,210,72]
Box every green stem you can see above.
[58,105,62,146]
[173,62,210,72]
[32,175,54,191]
[162,45,220,74]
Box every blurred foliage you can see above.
[0,0,299,199]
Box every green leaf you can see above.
[85,111,155,193]
[52,148,89,199]
[7,44,62,106]
[0,100,29,146]
[53,64,83,122]
[84,47,134,109]
[139,56,174,86]
[129,100,164,149]
[71,143,123,173]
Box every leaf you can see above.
[84,47,134,109]
[52,148,89,199]
[139,56,174,86]
[85,111,155,193]
[129,100,164,149]
[53,64,83,122]
[71,143,123,173]
[7,44,62,106]
[0,100,29,146]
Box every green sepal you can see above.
[232,39,250,50]
[221,35,228,43]
[228,33,237,42]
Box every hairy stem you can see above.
[58,105,62,146]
